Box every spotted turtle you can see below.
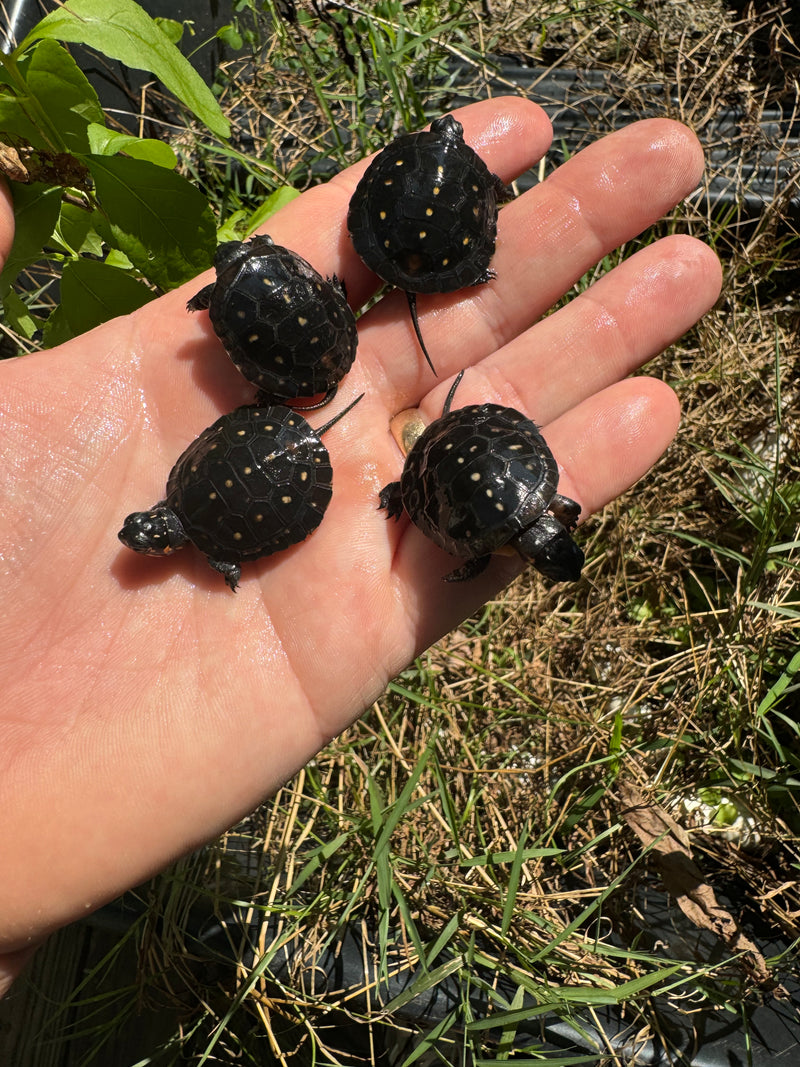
[119,394,362,590]
[347,115,512,376]
[188,235,358,408]
[379,373,583,582]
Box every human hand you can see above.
[0,97,721,991]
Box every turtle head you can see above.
[213,234,274,274]
[515,514,584,583]
[429,114,463,142]
[118,506,188,557]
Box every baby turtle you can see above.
[347,114,512,376]
[119,394,362,591]
[188,235,358,409]
[379,373,583,582]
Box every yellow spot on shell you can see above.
[281,495,292,504]
[225,479,234,488]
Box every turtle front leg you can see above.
[549,492,581,531]
[186,283,214,313]
[469,268,497,287]
[207,558,241,592]
[378,482,405,520]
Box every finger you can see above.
[390,376,680,652]
[417,233,721,427]
[359,117,706,403]
[0,179,16,268]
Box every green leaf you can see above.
[41,257,156,346]
[215,209,249,243]
[1,289,42,340]
[216,25,244,50]
[19,0,230,139]
[0,51,50,149]
[26,39,104,152]
[86,153,216,290]
[0,91,46,149]
[86,123,177,168]
[0,182,63,298]
[50,201,102,257]
[382,955,465,1014]
[153,18,184,46]
[501,820,529,936]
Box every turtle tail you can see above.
[317,391,364,437]
[406,292,438,376]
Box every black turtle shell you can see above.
[189,235,357,401]
[119,396,361,589]
[166,404,333,563]
[347,114,511,294]
[398,403,560,559]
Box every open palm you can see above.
[0,97,721,989]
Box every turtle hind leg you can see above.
[443,555,491,582]
[378,482,404,520]
[405,291,437,376]
[207,558,241,592]
[187,283,214,313]
[493,173,515,203]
